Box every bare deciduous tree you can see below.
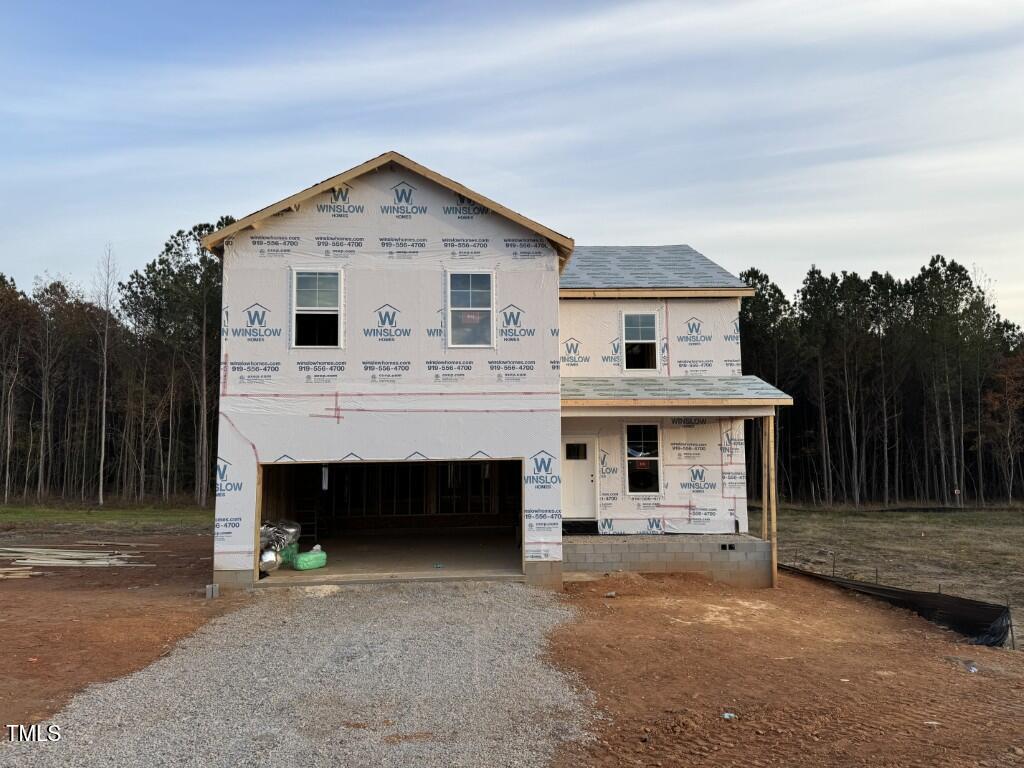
[91,245,118,506]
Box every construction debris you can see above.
[0,565,45,580]
[0,546,155,570]
[259,520,326,573]
[76,540,160,548]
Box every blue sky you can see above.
[3,0,1023,319]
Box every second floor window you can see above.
[294,271,340,347]
[448,272,493,347]
[623,313,657,370]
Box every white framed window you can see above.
[623,312,658,370]
[447,271,494,347]
[293,270,342,348]
[625,423,661,495]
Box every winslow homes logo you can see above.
[602,337,622,364]
[426,307,445,338]
[380,181,427,218]
[525,450,560,489]
[677,317,713,346]
[720,427,744,456]
[316,184,364,218]
[599,449,618,477]
[363,304,411,341]
[679,465,717,492]
[561,338,590,366]
[215,458,243,497]
[443,192,490,219]
[230,303,283,343]
[599,517,664,533]
[724,317,741,343]
[498,305,535,341]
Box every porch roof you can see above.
[560,376,792,408]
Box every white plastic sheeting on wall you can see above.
[558,298,742,377]
[214,167,563,573]
[562,416,748,534]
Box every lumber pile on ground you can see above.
[0,565,41,580]
[0,544,156,577]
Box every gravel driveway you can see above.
[2,582,592,767]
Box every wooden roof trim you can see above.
[200,151,575,265]
[561,397,793,408]
[560,287,755,299]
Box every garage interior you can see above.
[258,460,524,583]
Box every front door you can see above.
[561,437,597,519]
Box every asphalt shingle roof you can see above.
[560,245,747,290]
[561,376,791,402]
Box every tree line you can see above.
[0,219,231,507]
[741,256,1023,506]
[1,217,1021,508]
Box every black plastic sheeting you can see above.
[781,564,1013,647]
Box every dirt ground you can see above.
[752,505,1024,636]
[6,507,1024,766]
[550,571,1024,768]
[0,529,246,725]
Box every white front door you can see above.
[561,437,597,519]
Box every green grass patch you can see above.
[775,504,1024,529]
[0,504,212,529]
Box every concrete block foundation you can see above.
[524,561,563,589]
[562,534,772,588]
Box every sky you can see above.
[2,0,1023,321]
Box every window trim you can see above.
[446,270,495,349]
[624,422,662,496]
[291,268,343,349]
[621,311,659,372]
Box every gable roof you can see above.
[200,151,575,265]
[560,245,753,297]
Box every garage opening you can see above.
[258,460,523,583]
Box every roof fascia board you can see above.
[383,153,574,263]
[560,397,793,407]
[560,287,755,299]
[561,405,777,417]
[201,153,392,254]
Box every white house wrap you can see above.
[204,152,791,588]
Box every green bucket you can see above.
[293,550,327,571]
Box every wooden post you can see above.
[767,412,778,587]
[760,417,769,540]
[521,458,527,575]
[253,464,263,582]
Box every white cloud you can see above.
[6,1,1024,121]
[1,0,1023,320]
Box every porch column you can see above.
[760,412,778,587]
[761,417,769,540]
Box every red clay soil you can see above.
[0,533,246,725]
[550,572,1024,768]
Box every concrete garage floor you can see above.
[261,530,524,586]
